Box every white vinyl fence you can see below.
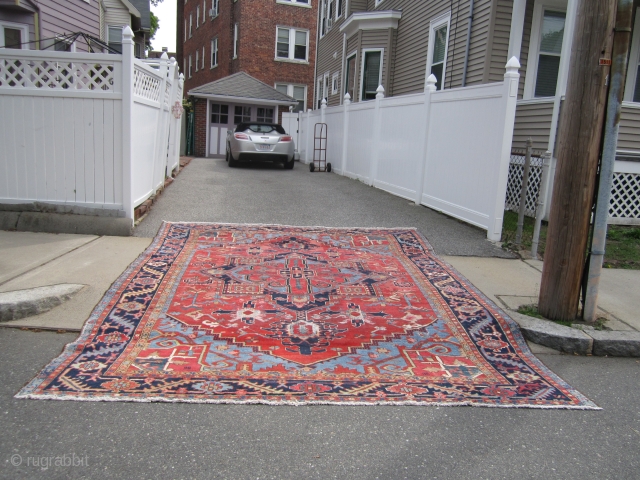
[0,26,183,221]
[286,58,520,241]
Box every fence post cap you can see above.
[122,26,134,39]
[505,56,521,72]
[344,92,351,105]
[321,98,327,108]
[376,85,385,99]
[425,74,437,92]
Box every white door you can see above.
[209,102,229,156]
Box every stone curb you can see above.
[0,284,85,322]
[509,311,640,357]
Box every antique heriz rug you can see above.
[18,223,598,409]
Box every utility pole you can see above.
[538,0,617,321]
[584,0,634,322]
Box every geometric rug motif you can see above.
[17,223,599,408]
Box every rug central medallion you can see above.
[16,223,598,408]
[167,234,436,365]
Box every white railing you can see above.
[0,27,184,222]
[288,58,520,241]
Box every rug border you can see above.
[15,221,601,410]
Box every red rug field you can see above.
[17,223,598,408]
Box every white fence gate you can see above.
[0,26,183,222]
[286,58,520,241]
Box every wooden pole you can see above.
[538,0,617,321]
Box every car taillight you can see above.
[279,136,292,142]
[234,133,250,140]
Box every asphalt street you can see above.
[2,158,639,479]
[1,328,639,479]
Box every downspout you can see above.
[461,0,474,87]
[313,1,321,110]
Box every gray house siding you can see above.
[349,0,368,15]
[487,0,512,83]
[103,0,133,28]
[517,0,535,99]
[38,0,100,52]
[316,15,347,107]
[618,105,640,152]
[511,101,554,151]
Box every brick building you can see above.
[177,0,318,158]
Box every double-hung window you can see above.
[533,10,565,97]
[210,0,219,17]
[188,55,192,78]
[189,14,193,37]
[276,27,308,61]
[196,5,200,27]
[276,84,306,112]
[257,108,274,123]
[202,46,205,69]
[426,12,450,91]
[278,0,310,5]
[211,37,218,68]
[0,21,29,49]
[344,53,357,100]
[331,72,339,95]
[108,26,123,53]
[361,50,382,101]
[195,49,199,72]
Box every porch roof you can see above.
[188,72,298,106]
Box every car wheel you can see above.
[285,158,294,170]
[225,146,229,162]
[309,163,315,172]
[326,163,332,173]
[228,149,237,168]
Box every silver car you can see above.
[226,123,295,169]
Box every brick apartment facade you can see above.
[177,0,318,157]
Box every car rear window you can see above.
[236,123,286,134]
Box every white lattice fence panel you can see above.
[609,172,640,220]
[164,81,171,107]
[505,151,544,217]
[133,67,161,102]
[0,58,115,91]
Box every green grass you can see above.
[501,210,640,269]
[516,304,573,327]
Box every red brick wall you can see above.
[194,97,208,157]
[179,0,317,111]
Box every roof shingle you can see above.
[188,72,297,104]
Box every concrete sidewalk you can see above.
[0,229,638,355]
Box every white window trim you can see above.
[276,0,312,8]
[275,26,309,62]
[202,46,205,69]
[624,7,640,101]
[316,75,323,108]
[331,72,339,95]
[189,13,193,37]
[425,11,451,91]
[323,71,330,101]
[184,19,187,41]
[195,49,199,72]
[374,0,385,7]
[196,5,200,27]
[319,0,327,38]
[359,48,384,101]
[188,55,192,78]
[211,37,218,68]
[335,0,344,19]
[523,0,567,99]
[342,50,358,101]
[0,21,30,49]
[233,23,238,58]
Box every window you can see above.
[331,72,339,95]
[135,42,142,58]
[320,0,328,37]
[336,0,344,19]
[344,53,357,100]
[195,49,199,71]
[202,46,205,69]
[361,50,382,100]
[210,0,219,17]
[327,0,334,30]
[524,1,568,99]
[203,0,206,22]
[189,14,193,37]
[257,108,274,123]
[276,83,306,112]
[108,26,123,53]
[375,0,385,6]
[54,36,72,51]
[189,54,192,78]
[196,5,200,27]
[184,19,187,41]
[534,10,565,97]
[276,27,308,61]
[211,104,229,124]
[426,13,450,91]
[278,0,310,5]
[234,106,251,124]
[317,76,323,108]
[233,23,238,58]
[211,38,218,67]
[1,21,29,49]
[625,7,640,101]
